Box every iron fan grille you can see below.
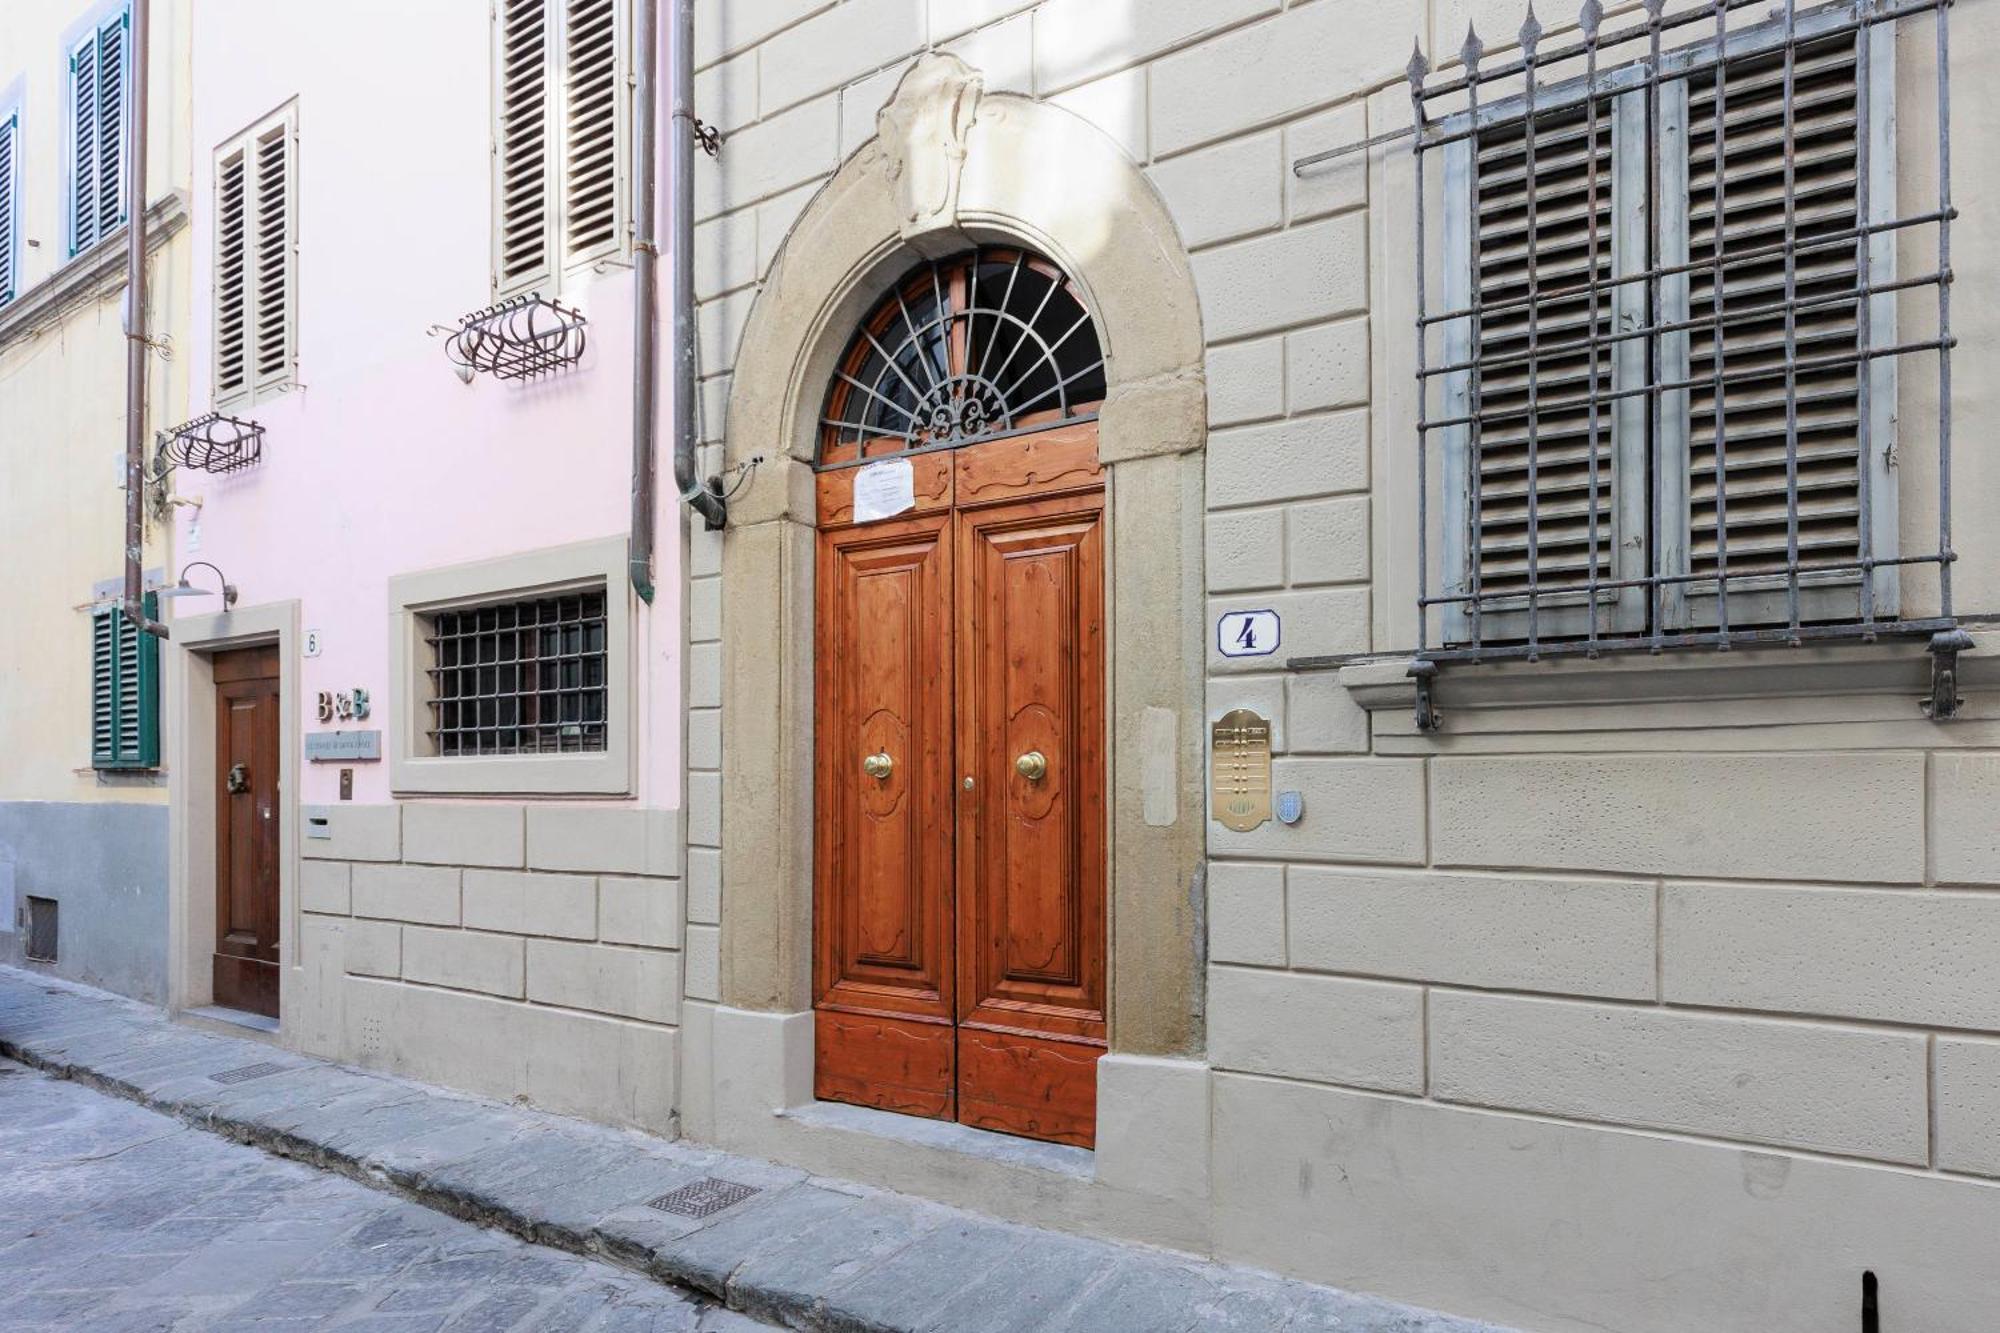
[817,248,1106,470]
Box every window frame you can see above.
[1435,5,1899,644]
[212,101,300,411]
[489,0,632,300]
[388,536,634,796]
[64,3,129,259]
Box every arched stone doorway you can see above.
[703,52,1209,1192]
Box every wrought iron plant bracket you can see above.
[154,412,265,478]
[444,293,588,381]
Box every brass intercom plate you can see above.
[1211,708,1273,832]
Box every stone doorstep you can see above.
[0,968,1506,1333]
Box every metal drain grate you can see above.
[209,1061,289,1085]
[647,1177,760,1219]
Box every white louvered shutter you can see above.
[495,0,555,296]
[215,108,297,408]
[252,118,295,395]
[69,14,128,255]
[0,114,18,306]
[562,0,624,267]
[215,147,249,402]
[1678,31,1886,627]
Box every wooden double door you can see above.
[213,645,281,1019]
[814,423,1107,1147]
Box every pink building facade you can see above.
[165,0,690,1126]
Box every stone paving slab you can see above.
[0,1058,758,1331]
[0,967,1510,1333]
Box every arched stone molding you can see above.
[715,53,1208,1084]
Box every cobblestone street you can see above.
[0,1060,762,1331]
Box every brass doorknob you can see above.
[862,751,893,780]
[1015,750,1048,781]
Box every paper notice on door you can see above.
[851,457,916,523]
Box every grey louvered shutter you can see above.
[91,595,159,771]
[562,0,625,267]
[0,113,17,306]
[1669,25,1897,628]
[68,12,128,256]
[215,146,249,402]
[252,117,296,395]
[495,0,555,296]
[1442,91,1650,645]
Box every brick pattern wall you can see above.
[298,802,682,1133]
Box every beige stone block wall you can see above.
[681,1,2000,1328]
[295,802,681,1135]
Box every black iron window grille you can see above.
[816,248,1106,469]
[422,589,608,757]
[1393,0,1958,714]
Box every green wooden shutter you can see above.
[91,593,158,770]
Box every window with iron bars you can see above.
[1404,0,1955,673]
[420,588,609,757]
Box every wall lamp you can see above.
[155,561,238,609]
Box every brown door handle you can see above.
[862,751,894,781]
[226,763,249,794]
[1015,750,1047,782]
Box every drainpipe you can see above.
[628,0,661,602]
[668,0,725,534]
[123,0,168,640]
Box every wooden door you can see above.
[814,427,1106,1146]
[213,645,281,1018]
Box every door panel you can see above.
[814,511,957,1117]
[213,645,281,1019]
[813,434,1106,1147]
[956,490,1107,1141]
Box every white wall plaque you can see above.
[305,730,382,762]
[851,457,916,523]
[1217,609,1281,658]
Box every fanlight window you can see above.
[818,248,1106,468]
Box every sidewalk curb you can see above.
[0,969,1505,1333]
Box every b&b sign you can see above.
[1216,609,1280,658]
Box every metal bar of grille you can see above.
[1582,4,1605,653]
[1463,30,1486,647]
[1521,11,1546,657]
[1400,0,1956,676]
[424,589,609,757]
[1419,270,1943,381]
[1779,0,1803,640]
[1706,0,1733,638]
[1855,0,1876,628]
[1935,0,1955,619]
[1419,209,1948,331]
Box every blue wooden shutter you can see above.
[0,112,18,306]
[91,593,159,770]
[68,10,129,256]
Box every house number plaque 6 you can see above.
[1210,708,1273,832]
